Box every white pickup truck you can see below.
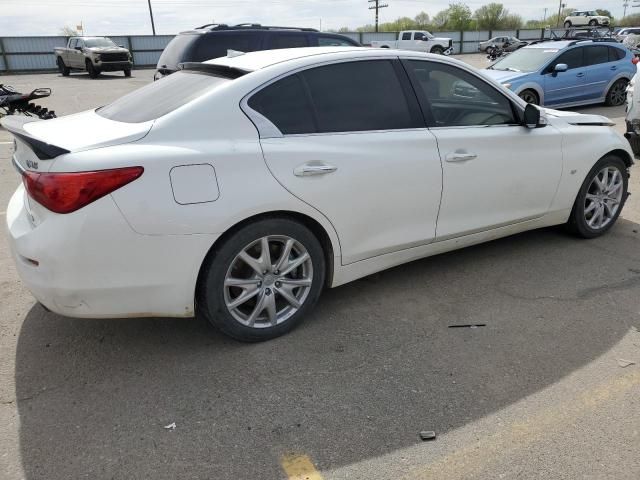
[370,30,453,55]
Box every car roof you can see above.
[526,41,574,49]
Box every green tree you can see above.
[447,2,473,30]
[59,25,78,36]
[414,11,430,29]
[474,3,507,30]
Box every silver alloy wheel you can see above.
[223,235,313,328]
[608,81,627,106]
[519,90,538,105]
[584,166,624,230]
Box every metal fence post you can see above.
[359,31,363,45]
[0,38,9,73]
[127,36,134,65]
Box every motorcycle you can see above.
[486,40,528,62]
[0,84,56,120]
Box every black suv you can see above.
[155,24,361,79]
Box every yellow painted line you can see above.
[281,453,324,480]
[404,369,640,480]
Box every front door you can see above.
[247,59,443,264]
[402,59,563,239]
[543,46,587,106]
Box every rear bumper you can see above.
[625,121,640,157]
[6,186,218,318]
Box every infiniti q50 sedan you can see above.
[3,47,634,341]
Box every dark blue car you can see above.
[483,40,634,107]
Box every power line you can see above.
[368,0,388,33]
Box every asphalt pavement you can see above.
[0,56,639,480]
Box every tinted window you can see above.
[414,32,425,40]
[301,60,416,133]
[608,46,625,61]
[270,34,309,49]
[317,35,355,47]
[406,60,516,127]
[585,46,610,65]
[248,75,315,134]
[98,71,230,123]
[157,33,200,69]
[69,38,77,48]
[402,32,411,40]
[553,47,583,70]
[193,33,257,61]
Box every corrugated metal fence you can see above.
[0,29,557,74]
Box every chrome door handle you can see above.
[445,152,477,162]
[293,162,338,177]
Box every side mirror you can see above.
[523,103,544,129]
[75,46,82,51]
[554,63,568,73]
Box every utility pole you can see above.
[147,0,156,35]
[543,8,547,22]
[556,1,566,27]
[368,0,389,33]
[624,0,629,17]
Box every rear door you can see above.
[543,46,587,106]
[247,59,443,264]
[583,45,619,100]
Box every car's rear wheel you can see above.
[197,218,326,342]
[430,46,444,55]
[519,89,539,105]
[605,79,628,106]
[567,155,629,238]
[564,21,572,28]
[56,57,70,76]
[485,46,493,53]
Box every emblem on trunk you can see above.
[26,159,39,170]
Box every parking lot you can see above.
[1,54,639,479]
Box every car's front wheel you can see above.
[519,89,540,105]
[605,79,628,106]
[564,21,572,28]
[86,59,100,78]
[589,19,598,26]
[567,155,629,238]
[197,218,326,342]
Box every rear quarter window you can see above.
[97,71,230,123]
[609,46,625,61]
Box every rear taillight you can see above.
[22,166,143,214]
[633,57,639,65]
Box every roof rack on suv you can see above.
[196,23,318,32]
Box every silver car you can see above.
[478,36,526,53]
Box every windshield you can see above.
[97,70,231,123]
[84,38,117,48]
[490,47,559,73]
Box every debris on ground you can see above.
[448,324,486,329]
[617,359,636,368]
[419,431,437,441]
[164,422,177,430]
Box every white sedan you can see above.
[3,47,633,341]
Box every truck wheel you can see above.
[57,57,70,76]
[86,59,99,79]
[564,21,572,28]
[123,68,132,77]
[430,46,444,55]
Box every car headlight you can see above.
[502,83,512,89]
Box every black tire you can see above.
[57,57,70,76]
[564,21,572,28]
[519,89,540,105]
[197,218,326,342]
[589,19,598,26]
[485,46,493,53]
[605,79,628,106]
[124,68,132,77]
[567,155,629,238]
[86,59,99,78]
[430,46,444,55]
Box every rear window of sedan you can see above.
[97,70,231,123]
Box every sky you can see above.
[0,0,627,36]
